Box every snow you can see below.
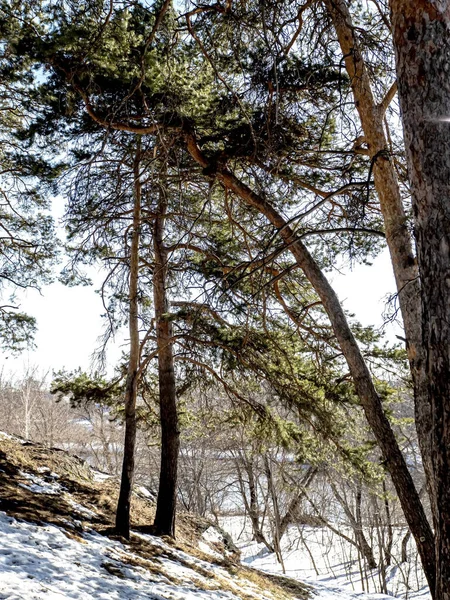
[37,467,60,478]
[92,470,112,483]
[0,431,26,444]
[310,582,394,600]
[198,540,223,559]
[135,485,156,501]
[202,526,223,544]
[0,511,240,600]
[0,505,307,600]
[65,497,97,520]
[220,516,431,600]
[0,435,430,600]
[18,471,64,495]
[0,501,410,600]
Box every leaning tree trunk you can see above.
[185,131,436,593]
[324,0,434,515]
[152,182,180,537]
[389,3,450,598]
[116,138,142,539]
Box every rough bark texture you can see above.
[389,3,450,598]
[324,0,434,527]
[153,185,180,538]
[115,140,142,539]
[185,131,436,593]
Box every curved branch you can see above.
[379,81,398,118]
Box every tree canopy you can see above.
[2,1,450,597]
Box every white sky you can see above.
[330,248,403,339]
[0,245,402,380]
[0,199,129,380]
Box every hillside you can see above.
[0,433,399,600]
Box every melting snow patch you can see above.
[199,540,223,559]
[37,467,59,479]
[0,432,26,445]
[18,472,63,495]
[202,526,223,544]
[65,497,97,520]
[135,485,155,499]
[92,470,112,483]
[0,511,250,600]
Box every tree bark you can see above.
[382,480,393,568]
[324,0,434,526]
[401,529,411,564]
[278,466,317,540]
[153,180,180,538]
[264,454,286,572]
[389,3,450,598]
[185,130,436,593]
[116,138,142,539]
[330,480,377,569]
[235,453,269,546]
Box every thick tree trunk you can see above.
[153,184,180,538]
[185,131,436,593]
[324,0,434,519]
[389,3,450,598]
[116,139,142,539]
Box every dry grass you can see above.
[0,434,310,600]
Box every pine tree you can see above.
[0,11,57,350]
[390,2,450,597]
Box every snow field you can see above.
[220,515,431,600]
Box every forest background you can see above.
[0,1,449,599]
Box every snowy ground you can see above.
[0,469,290,600]
[0,433,429,600]
[220,516,431,600]
[0,506,399,600]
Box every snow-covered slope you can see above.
[232,520,430,600]
[0,432,410,600]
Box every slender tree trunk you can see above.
[382,481,393,568]
[355,484,377,571]
[264,454,285,573]
[389,4,450,598]
[330,480,377,569]
[116,138,142,539]
[246,458,264,541]
[278,466,317,539]
[153,181,180,537]
[401,529,411,564]
[185,130,436,592]
[23,381,31,440]
[323,0,434,521]
[236,453,268,545]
